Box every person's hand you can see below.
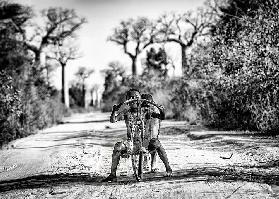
[113,104,121,111]
[158,105,164,111]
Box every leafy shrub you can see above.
[177,6,279,132]
[21,83,68,133]
[171,78,206,122]
[0,71,69,147]
[0,71,22,145]
[0,1,70,147]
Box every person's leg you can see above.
[150,151,158,172]
[143,154,150,171]
[149,119,160,172]
[150,128,159,172]
[148,138,172,176]
[103,141,126,182]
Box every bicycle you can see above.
[115,99,162,182]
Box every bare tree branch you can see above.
[25,7,86,66]
[108,17,156,75]
[156,7,215,74]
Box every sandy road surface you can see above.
[0,112,279,198]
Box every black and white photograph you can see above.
[0,0,279,198]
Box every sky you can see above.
[15,0,206,90]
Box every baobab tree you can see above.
[157,8,214,76]
[46,40,81,107]
[143,47,170,79]
[90,84,100,108]
[109,17,157,76]
[0,1,32,76]
[24,7,86,73]
[75,66,94,107]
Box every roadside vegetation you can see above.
[102,0,279,133]
[1,0,279,147]
[0,1,86,146]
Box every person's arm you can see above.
[151,105,165,120]
[110,104,128,123]
[110,104,121,123]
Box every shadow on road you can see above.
[60,119,110,124]
[12,130,128,149]
[0,166,278,193]
[187,132,279,141]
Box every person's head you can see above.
[126,88,141,109]
[141,93,154,108]
[126,88,141,100]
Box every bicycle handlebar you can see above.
[118,99,161,110]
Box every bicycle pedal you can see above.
[143,167,150,172]
[120,172,128,176]
[140,147,148,153]
[151,168,159,173]
[121,154,130,158]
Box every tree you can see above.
[0,1,32,74]
[0,1,74,146]
[157,8,214,76]
[109,17,157,76]
[101,61,126,111]
[0,1,30,20]
[186,2,279,132]
[69,81,83,107]
[209,0,275,40]
[142,47,170,79]
[24,7,86,72]
[102,61,125,93]
[75,66,94,107]
[46,40,81,107]
[90,84,100,107]
[0,1,31,145]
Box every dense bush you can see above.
[175,5,279,132]
[101,48,173,113]
[100,0,279,134]
[101,62,127,112]
[69,82,84,108]
[21,84,68,133]
[210,10,279,132]
[0,72,23,145]
[0,1,70,147]
[101,67,171,113]
[0,71,68,146]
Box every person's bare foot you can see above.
[165,168,172,177]
[151,168,159,173]
[143,163,150,172]
[102,174,117,182]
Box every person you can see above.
[141,93,172,175]
[103,88,143,182]
[103,89,172,182]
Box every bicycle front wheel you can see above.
[131,152,143,182]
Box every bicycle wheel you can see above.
[131,152,143,182]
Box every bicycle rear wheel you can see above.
[131,152,143,181]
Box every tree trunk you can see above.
[90,90,94,106]
[82,80,86,108]
[31,51,41,78]
[95,90,99,108]
[181,45,187,76]
[61,64,70,108]
[46,66,50,86]
[132,58,137,76]
[61,64,66,105]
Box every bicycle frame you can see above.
[116,99,160,181]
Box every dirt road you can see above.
[0,112,279,198]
